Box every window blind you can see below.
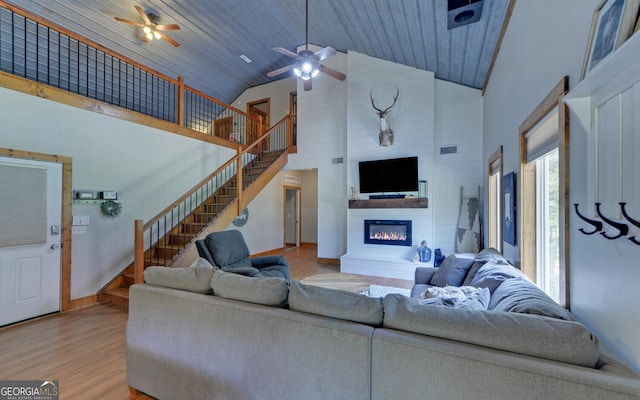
[0,163,47,248]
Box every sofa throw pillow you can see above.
[144,257,215,294]
[489,278,575,321]
[289,280,384,326]
[210,270,288,307]
[462,248,511,286]
[429,253,475,287]
[382,294,600,368]
[469,261,527,294]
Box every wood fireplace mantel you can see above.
[348,197,428,209]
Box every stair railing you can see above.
[134,114,295,283]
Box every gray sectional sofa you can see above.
[127,250,640,400]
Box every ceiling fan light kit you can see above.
[267,0,346,90]
[115,5,181,47]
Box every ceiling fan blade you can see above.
[267,64,296,78]
[158,31,180,47]
[114,17,145,27]
[155,24,180,31]
[303,79,312,91]
[313,46,336,62]
[135,5,152,25]
[273,47,302,60]
[317,64,346,81]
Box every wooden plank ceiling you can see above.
[4,0,511,104]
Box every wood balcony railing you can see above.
[133,115,294,283]
[0,1,259,146]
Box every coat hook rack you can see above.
[620,202,640,245]
[594,203,629,239]
[574,203,640,246]
[573,203,602,235]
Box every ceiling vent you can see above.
[448,0,484,30]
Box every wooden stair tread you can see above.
[104,287,129,298]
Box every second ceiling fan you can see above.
[267,0,346,91]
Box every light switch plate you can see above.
[73,215,90,226]
[72,226,87,235]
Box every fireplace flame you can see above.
[370,231,407,241]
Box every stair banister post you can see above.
[177,76,185,127]
[134,219,144,284]
[236,145,243,213]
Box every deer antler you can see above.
[370,87,399,115]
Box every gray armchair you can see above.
[195,230,291,281]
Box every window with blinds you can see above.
[0,163,47,248]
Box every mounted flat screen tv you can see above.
[358,156,419,194]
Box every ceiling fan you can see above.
[115,5,181,47]
[267,0,346,91]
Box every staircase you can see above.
[99,117,293,309]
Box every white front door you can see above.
[0,157,62,326]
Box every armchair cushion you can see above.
[196,230,291,282]
[203,230,252,269]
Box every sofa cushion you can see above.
[462,247,509,286]
[289,280,384,326]
[143,257,215,294]
[489,278,575,321]
[469,261,527,293]
[210,270,288,306]
[382,294,600,367]
[429,253,475,287]
[204,230,252,269]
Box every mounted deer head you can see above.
[370,88,399,146]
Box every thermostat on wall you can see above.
[99,191,118,200]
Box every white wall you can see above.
[433,80,483,255]
[231,77,297,125]
[484,0,640,371]
[229,169,318,252]
[286,45,349,259]
[0,87,235,299]
[282,47,482,260]
[346,52,435,261]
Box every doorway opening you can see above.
[247,98,270,145]
[284,186,301,249]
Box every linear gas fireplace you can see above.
[364,219,412,246]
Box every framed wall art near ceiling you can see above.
[503,172,517,246]
[581,0,640,79]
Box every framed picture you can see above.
[581,0,640,79]
[503,172,516,246]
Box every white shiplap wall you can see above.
[433,80,484,255]
[285,45,349,259]
[345,51,435,267]
[287,48,483,270]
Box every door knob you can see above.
[50,243,62,250]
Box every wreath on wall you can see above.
[101,200,122,218]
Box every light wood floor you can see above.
[0,245,412,400]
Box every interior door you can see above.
[0,157,62,326]
[284,187,301,248]
[247,99,269,147]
